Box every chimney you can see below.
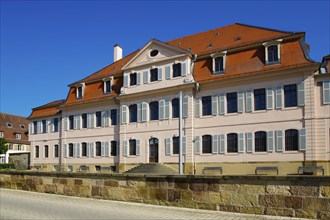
[114,44,122,62]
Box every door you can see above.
[149,138,159,163]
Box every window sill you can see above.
[265,61,281,66]
[212,71,225,75]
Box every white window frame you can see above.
[16,133,21,140]
[211,51,227,74]
[0,132,3,138]
[76,83,85,99]
[103,76,113,94]
[263,39,282,65]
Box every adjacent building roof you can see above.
[0,112,30,145]
[28,99,65,119]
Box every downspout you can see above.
[179,91,183,175]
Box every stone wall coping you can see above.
[1,170,329,182]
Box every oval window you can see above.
[150,50,159,57]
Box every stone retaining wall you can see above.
[0,170,329,219]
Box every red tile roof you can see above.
[28,100,65,119]
[0,112,29,144]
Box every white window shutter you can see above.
[76,115,81,130]
[164,100,170,119]
[137,103,142,122]
[30,122,34,135]
[245,90,252,113]
[183,95,189,118]
[142,102,148,122]
[124,74,129,88]
[38,121,42,134]
[123,140,128,157]
[101,142,105,157]
[275,130,283,152]
[267,131,274,152]
[87,143,90,157]
[159,99,165,120]
[101,111,106,127]
[136,140,140,156]
[297,82,305,106]
[165,138,171,156]
[45,120,49,133]
[182,136,186,155]
[64,144,68,158]
[219,94,225,115]
[137,72,141,85]
[165,65,171,80]
[238,92,244,113]
[266,88,274,110]
[238,133,245,153]
[105,141,110,157]
[73,143,77,158]
[76,143,80,158]
[158,67,163,81]
[105,111,110,127]
[63,117,68,131]
[212,135,218,154]
[121,105,128,124]
[218,134,226,154]
[90,142,94,157]
[246,132,253,153]
[181,62,187,76]
[299,128,306,151]
[143,71,149,84]
[194,136,200,154]
[87,113,94,129]
[195,98,200,117]
[275,86,283,109]
[212,96,218,116]
[323,81,330,104]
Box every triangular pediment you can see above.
[122,39,190,70]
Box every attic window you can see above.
[177,42,182,46]
[150,50,159,57]
[215,32,220,36]
[207,44,213,48]
[6,123,13,128]
[0,132,4,138]
[235,37,241,41]
[76,83,85,99]
[20,125,25,129]
[187,48,192,51]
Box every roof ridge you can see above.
[235,23,294,34]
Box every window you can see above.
[16,134,21,140]
[130,73,137,86]
[44,145,49,158]
[82,114,87,128]
[111,141,117,156]
[150,49,159,57]
[95,142,101,156]
[255,131,267,152]
[129,104,137,123]
[202,135,212,154]
[111,109,117,125]
[18,145,22,151]
[227,133,238,153]
[172,63,181,77]
[0,132,3,138]
[285,129,298,151]
[54,118,59,132]
[69,115,74,130]
[263,40,281,65]
[254,88,266,111]
[81,142,87,157]
[129,139,137,155]
[33,121,38,134]
[68,144,74,157]
[202,96,212,116]
[150,68,158,82]
[267,45,279,63]
[172,98,179,118]
[214,57,224,73]
[227,92,237,113]
[6,123,12,128]
[20,124,25,129]
[149,101,159,120]
[42,120,47,133]
[173,137,179,155]
[35,146,39,158]
[95,111,102,127]
[54,145,59,158]
[104,80,112,94]
[77,86,83,99]
[284,84,297,107]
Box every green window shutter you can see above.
[165,138,171,156]
[143,71,149,84]
[137,72,141,85]
[137,103,142,122]
[124,74,129,88]
[219,94,225,115]
[275,86,282,109]
[323,81,330,104]
[165,65,171,80]
[238,92,244,113]
[121,105,128,124]
[194,136,200,154]
[299,128,307,151]
[101,142,105,157]
[297,82,305,106]
[158,67,163,81]
[246,132,253,153]
[275,130,283,152]
[142,102,148,122]
[105,141,110,157]
[218,134,225,154]
[183,95,189,118]
[159,99,165,120]
[76,143,80,158]
[212,96,218,116]
[266,88,274,110]
[195,98,200,117]
[136,140,140,156]
[267,131,274,152]
[238,133,244,153]
[182,136,186,155]
[245,90,252,113]
[64,144,68,158]
[181,62,187,76]
[123,140,128,157]
[212,135,218,154]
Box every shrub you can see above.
[0,163,15,170]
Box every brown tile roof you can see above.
[28,100,65,119]
[0,112,29,144]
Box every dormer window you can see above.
[211,51,227,74]
[263,39,282,65]
[76,83,85,99]
[103,77,113,94]
[150,68,158,82]
[0,132,4,138]
[16,133,21,140]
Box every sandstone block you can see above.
[318,211,330,220]
[168,189,182,202]
[148,188,167,201]
[231,192,258,206]
[321,186,330,198]
[104,180,119,187]
[266,185,291,196]
[295,209,317,219]
[259,195,286,208]
[290,184,319,197]
[285,196,302,209]
[265,207,294,217]
[239,206,264,215]
[239,184,265,194]
[303,197,330,211]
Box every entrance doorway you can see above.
[149,138,159,163]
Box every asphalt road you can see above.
[0,188,308,220]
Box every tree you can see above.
[0,138,8,154]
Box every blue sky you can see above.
[1,0,329,117]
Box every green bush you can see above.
[0,163,15,170]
